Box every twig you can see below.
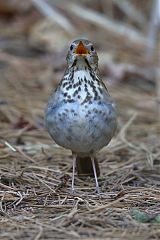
[4,141,16,152]
[34,225,43,240]
[31,0,75,33]
[147,0,160,118]
[67,3,147,46]
[118,113,137,137]
[32,173,56,193]
[87,196,126,214]
[113,0,146,26]
[4,140,36,163]
[0,182,19,191]
[156,68,160,119]
[147,0,160,59]
[117,113,141,152]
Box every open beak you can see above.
[75,41,88,55]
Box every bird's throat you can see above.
[73,57,91,71]
[61,65,103,104]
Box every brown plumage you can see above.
[76,156,100,177]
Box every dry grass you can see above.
[0,5,160,239]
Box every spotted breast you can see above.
[45,39,117,193]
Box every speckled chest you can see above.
[60,68,104,104]
[45,68,117,153]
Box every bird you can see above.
[45,39,117,193]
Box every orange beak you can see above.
[75,41,88,55]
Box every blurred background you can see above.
[0,1,160,238]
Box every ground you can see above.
[0,7,160,239]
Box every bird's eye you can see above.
[70,45,73,51]
[90,46,94,51]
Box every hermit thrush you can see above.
[45,39,117,193]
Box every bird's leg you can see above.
[71,154,76,193]
[91,156,100,194]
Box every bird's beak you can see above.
[75,41,88,55]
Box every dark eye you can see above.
[70,45,73,51]
[91,46,94,51]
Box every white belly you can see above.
[45,101,116,154]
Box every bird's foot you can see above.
[70,187,76,195]
[95,186,100,195]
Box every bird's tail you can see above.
[76,156,100,177]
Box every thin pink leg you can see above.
[91,157,100,193]
[71,154,76,193]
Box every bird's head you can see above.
[66,39,99,71]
